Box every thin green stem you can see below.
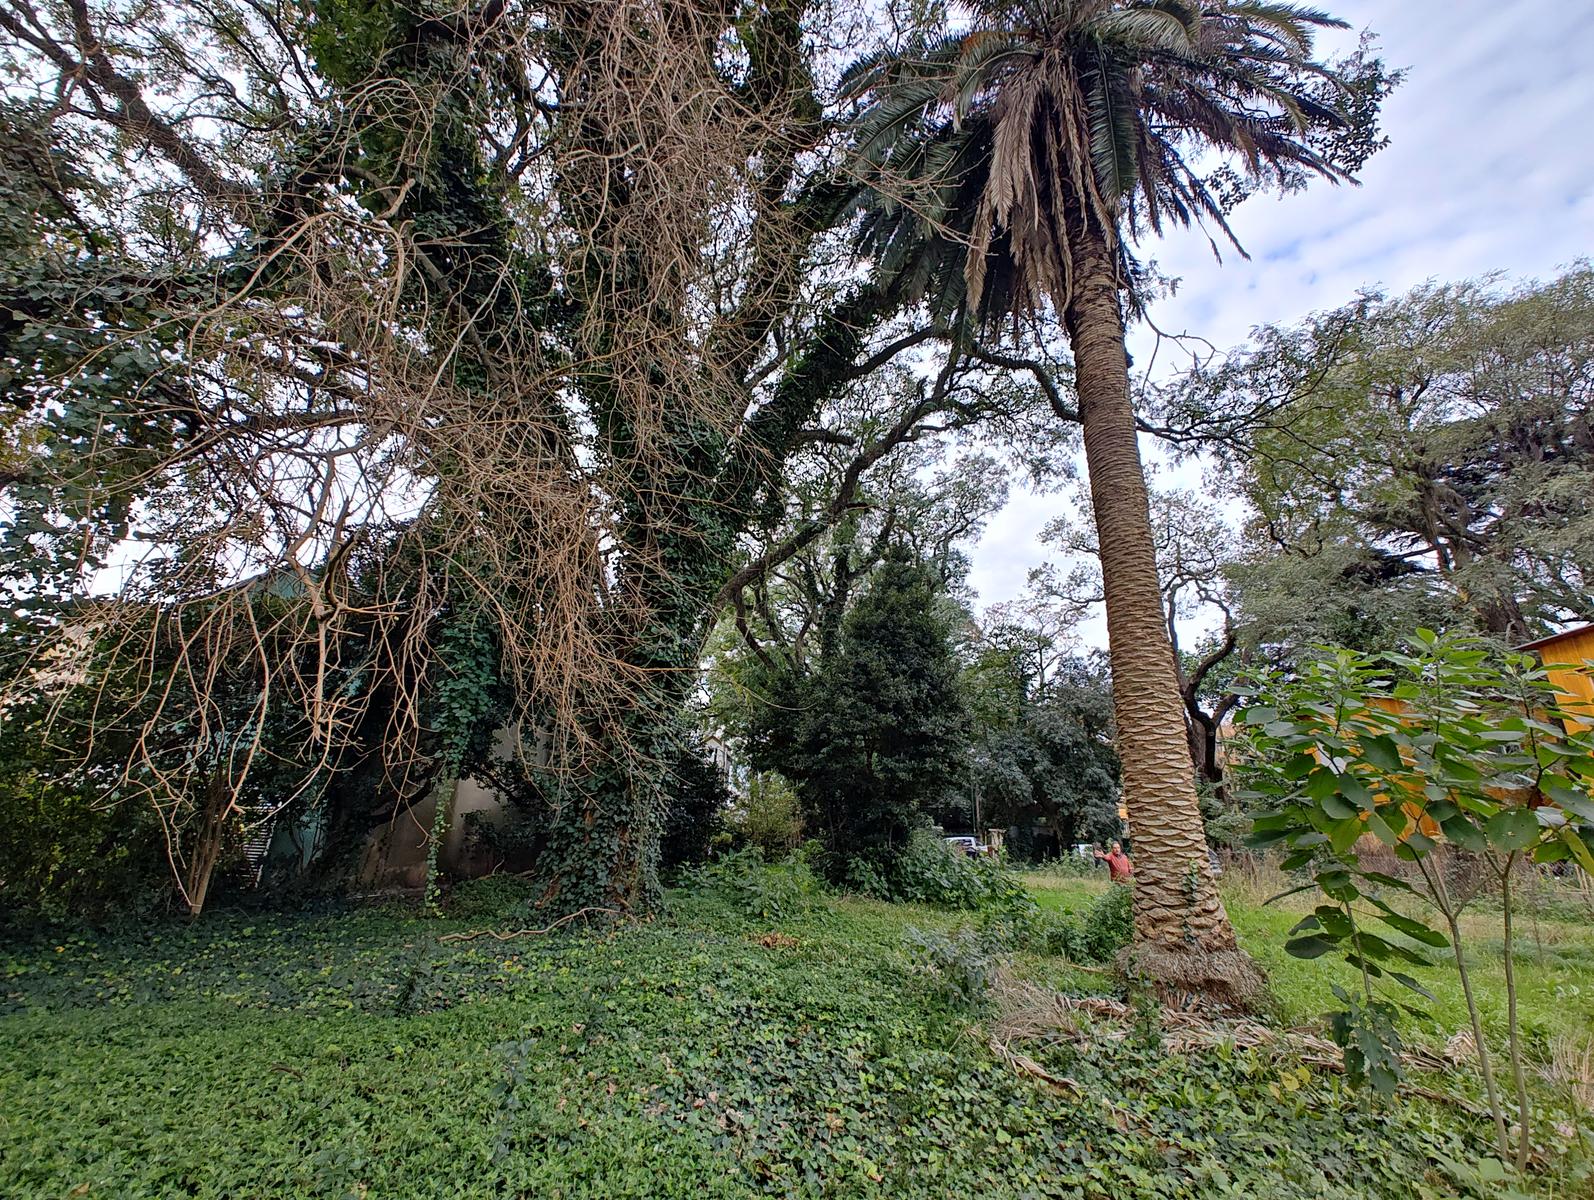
[1418,854,1509,1158]
[1499,852,1531,1171]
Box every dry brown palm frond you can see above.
[1540,1035,1594,1112]
[987,971,1471,1109]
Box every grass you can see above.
[1024,866,1594,1096]
[0,872,1588,1199]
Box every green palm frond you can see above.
[948,31,1035,123]
[842,0,1381,324]
[836,34,966,100]
[1093,6,1196,55]
[850,80,956,165]
[1225,2,1348,53]
[1086,60,1141,208]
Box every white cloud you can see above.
[966,0,1594,644]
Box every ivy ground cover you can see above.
[0,882,1569,1199]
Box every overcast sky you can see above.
[964,0,1594,642]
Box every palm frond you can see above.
[1086,58,1141,209]
[840,0,1376,322]
[948,31,1035,123]
[1093,7,1195,56]
[1223,2,1348,56]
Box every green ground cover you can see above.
[1024,869,1594,1049]
[1,875,1587,1199]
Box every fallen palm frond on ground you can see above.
[986,972,1480,1116]
[1541,1035,1594,1112]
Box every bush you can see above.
[683,846,822,922]
[0,775,171,922]
[1074,883,1134,962]
[730,773,803,858]
[1034,884,1134,964]
[854,828,1038,919]
[878,828,988,906]
[903,924,997,1009]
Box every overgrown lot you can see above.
[5,871,1588,1200]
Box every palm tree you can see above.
[843,0,1385,1007]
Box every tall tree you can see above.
[841,0,1392,1004]
[1035,482,1240,791]
[964,628,1121,856]
[747,545,970,876]
[1156,267,1594,644]
[0,0,980,914]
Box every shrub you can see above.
[1074,883,1134,963]
[903,924,996,1009]
[851,828,1040,923]
[1026,884,1134,964]
[683,846,821,922]
[879,828,988,906]
[0,776,172,922]
[730,773,803,858]
[1237,630,1594,1164]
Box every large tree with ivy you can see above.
[0,0,1005,914]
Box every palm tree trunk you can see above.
[1062,228,1264,1010]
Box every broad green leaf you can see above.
[1439,815,1487,852]
[1284,934,1338,959]
[1485,808,1541,852]
[1329,816,1363,855]
[1361,870,1416,894]
[1389,971,1436,1002]
[1369,901,1448,948]
[1339,776,1375,810]
[1321,794,1358,821]
[1313,906,1355,938]
[1359,734,1404,772]
[1365,812,1399,847]
[1560,827,1594,876]
[1541,780,1594,822]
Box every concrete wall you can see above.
[357,726,528,889]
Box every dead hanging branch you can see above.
[1,0,957,911]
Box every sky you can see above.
[963,0,1594,643]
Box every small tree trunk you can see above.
[183,775,231,918]
[1062,228,1263,1011]
[1500,855,1533,1170]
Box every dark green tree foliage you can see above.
[0,637,167,920]
[965,632,1120,856]
[751,547,968,874]
[658,734,731,874]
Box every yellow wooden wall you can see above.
[1535,626,1594,734]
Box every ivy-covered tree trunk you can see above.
[532,533,725,914]
[1063,224,1264,1010]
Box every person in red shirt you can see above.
[1094,841,1133,882]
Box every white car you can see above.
[945,836,990,858]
